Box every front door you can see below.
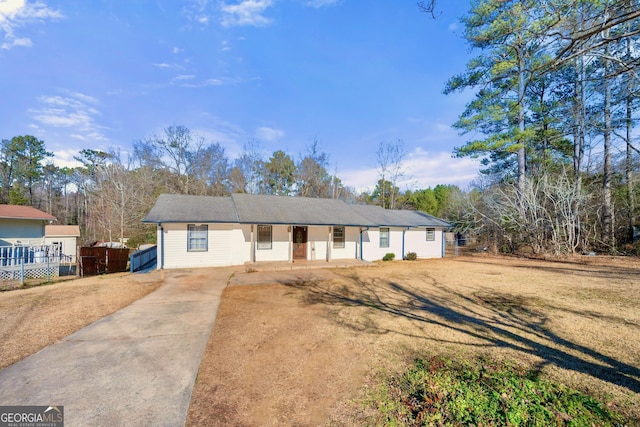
[292,226,307,260]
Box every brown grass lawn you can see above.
[187,254,640,426]
[0,271,162,370]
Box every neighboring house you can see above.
[45,225,81,263]
[0,204,56,246]
[143,193,451,269]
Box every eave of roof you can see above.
[143,193,452,228]
[0,204,56,221]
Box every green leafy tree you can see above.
[264,150,295,195]
[445,0,556,196]
[407,188,438,215]
[371,179,400,209]
[296,140,332,198]
[0,135,52,205]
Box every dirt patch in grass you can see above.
[0,271,162,370]
[187,254,640,425]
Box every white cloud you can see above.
[341,149,480,193]
[173,74,196,81]
[50,148,82,168]
[179,75,248,88]
[220,0,273,27]
[182,0,213,27]
[304,0,339,8]
[255,126,284,142]
[0,0,62,49]
[153,62,184,70]
[29,91,108,142]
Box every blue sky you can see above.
[0,0,480,191]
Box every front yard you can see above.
[1,254,638,424]
[187,255,640,425]
[0,271,162,370]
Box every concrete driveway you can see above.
[0,267,238,427]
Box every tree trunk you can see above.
[602,50,614,250]
[517,44,527,216]
[625,35,636,243]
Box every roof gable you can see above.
[0,205,56,221]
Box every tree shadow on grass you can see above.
[280,271,640,396]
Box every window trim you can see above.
[333,226,345,249]
[257,225,272,250]
[187,224,208,252]
[379,227,390,248]
[426,227,436,241]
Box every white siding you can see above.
[0,219,46,246]
[231,225,252,265]
[404,228,444,259]
[161,223,233,268]
[360,227,445,261]
[361,227,405,261]
[155,222,446,269]
[308,226,328,261]
[255,225,290,262]
[43,236,78,262]
[331,226,359,260]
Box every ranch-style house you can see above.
[143,193,451,269]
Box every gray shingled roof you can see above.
[353,204,451,228]
[143,194,238,223]
[143,193,451,228]
[230,193,374,226]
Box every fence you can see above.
[79,247,130,277]
[0,244,73,282]
[130,245,157,273]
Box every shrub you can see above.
[367,356,625,426]
[382,253,395,261]
[405,252,417,261]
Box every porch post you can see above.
[288,225,293,263]
[250,224,255,263]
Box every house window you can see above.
[333,226,345,249]
[187,224,208,252]
[426,228,436,241]
[257,225,272,250]
[380,227,390,248]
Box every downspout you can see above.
[159,223,164,269]
[402,227,409,260]
[359,227,369,260]
[442,229,446,258]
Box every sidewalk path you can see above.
[0,267,237,427]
